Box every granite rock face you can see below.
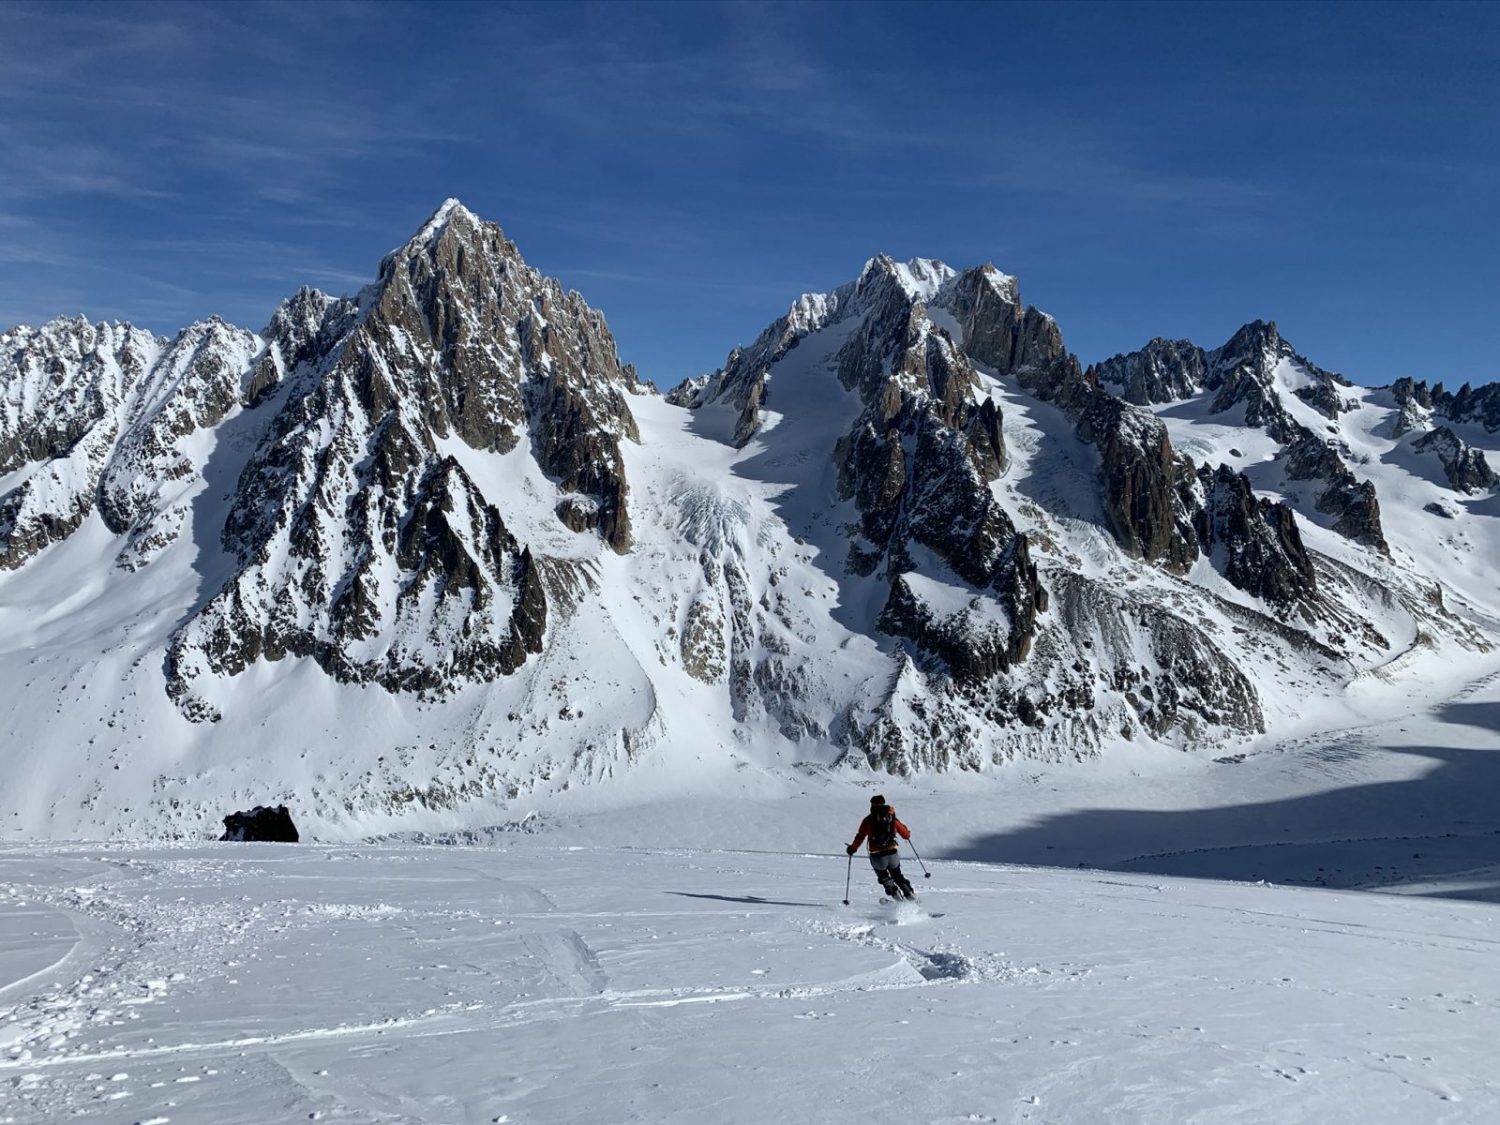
[1095,337,1207,405]
[1079,393,1202,572]
[940,265,1068,380]
[167,201,641,716]
[833,267,1042,680]
[1194,464,1318,607]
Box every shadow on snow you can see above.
[667,891,829,909]
[940,700,1500,904]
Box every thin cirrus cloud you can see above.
[0,1,464,208]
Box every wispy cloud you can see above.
[462,0,941,155]
[0,1,468,210]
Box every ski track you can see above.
[0,847,1079,1123]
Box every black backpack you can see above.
[869,806,897,850]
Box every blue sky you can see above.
[2,0,1496,388]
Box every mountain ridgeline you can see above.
[1,200,1496,836]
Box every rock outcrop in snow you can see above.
[0,317,268,571]
[1412,426,1497,494]
[220,804,300,842]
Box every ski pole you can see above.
[907,838,931,879]
[842,852,853,905]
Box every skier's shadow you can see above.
[668,892,826,908]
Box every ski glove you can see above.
[845,844,857,855]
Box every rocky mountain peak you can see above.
[0,200,647,720]
[1216,317,1282,359]
[855,255,955,306]
[393,196,484,260]
[1208,319,1349,419]
[970,264,1019,305]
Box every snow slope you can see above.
[6,844,1491,1125]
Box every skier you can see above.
[846,794,916,900]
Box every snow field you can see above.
[1,836,1495,1124]
[1,674,1499,1122]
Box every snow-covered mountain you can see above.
[2,200,1497,838]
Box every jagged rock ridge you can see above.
[671,257,1390,770]
[1094,320,1387,552]
[0,317,266,571]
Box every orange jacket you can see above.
[850,808,911,857]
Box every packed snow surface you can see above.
[3,675,1499,1124]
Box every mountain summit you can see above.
[1,202,1496,837]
